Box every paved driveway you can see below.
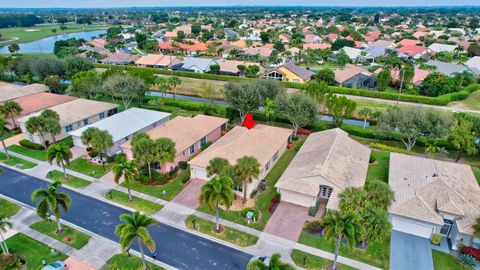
[65,257,95,270]
[264,202,322,241]
[0,167,250,270]
[172,178,205,209]
[390,230,434,270]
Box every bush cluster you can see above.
[370,143,416,155]
[19,139,45,150]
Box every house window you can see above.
[292,79,300,83]
[83,119,89,125]
[234,184,243,192]
[221,123,227,131]
[440,219,454,236]
[189,144,195,155]
[200,136,207,146]
[319,186,333,198]
[182,150,185,156]
[65,125,73,132]
[265,162,270,172]
[77,121,81,128]
[99,112,105,119]
[273,151,279,161]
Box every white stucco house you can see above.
[69,108,171,156]
[275,128,371,209]
[388,153,480,250]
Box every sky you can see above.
[0,0,479,8]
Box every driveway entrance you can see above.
[390,230,434,270]
[172,178,206,209]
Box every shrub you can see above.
[200,141,213,151]
[291,135,299,141]
[295,141,304,152]
[297,128,313,135]
[177,169,191,184]
[462,246,480,261]
[458,254,477,267]
[308,201,321,217]
[370,143,416,155]
[304,220,322,234]
[369,154,376,163]
[0,254,22,269]
[431,233,442,245]
[178,161,188,170]
[19,139,44,150]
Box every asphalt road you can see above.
[0,166,251,270]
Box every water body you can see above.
[0,29,107,54]
[146,91,370,127]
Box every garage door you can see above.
[279,189,315,208]
[191,167,208,180]
[391,217,435,238]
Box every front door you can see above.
[440,219,453,236]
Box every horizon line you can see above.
[2,5,480,9]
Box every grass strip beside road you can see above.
[0,152,37,169]
[7,144,47,161]
[30,220,91,250]
[0,198,20,217]
[291,249,358,270]
[185,215,259,247]
[104,254,165,270]
[124,170,188,201]
[105,189,163,215]
[46,170,92,188]
[67,157,113,178]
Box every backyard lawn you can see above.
[197,137,306,231]
[46,170,92,188]
[366,150,390,183]
[290,249,357,270]
[67,157,113,178]
[298,230,390,269]
[185,215,259,247]
[124,170,188,201]
[105,189,163,215]
[30,220,91,249]
[432,250,470,270]
[4,233,68,270]
[0,198,20,217]
[0,152,37,169]
[103,254,164,270]
[7,144,47,161]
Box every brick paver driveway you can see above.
[172,178,206,209]
[65,257,96,270]
[264,202,323,241]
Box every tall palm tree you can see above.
[206,157,231,177]
[81,127,100,148]
[46,143,73,179]
[0,100,22,130]
[91,129,113,171]
[0,118,11,160]
[44,118,61,144]
[320,210,363,270]
[25,116,47,148]
[169,77,182,98]
[387,57,405,104]
[31,181,71,232]
[338,187,368,213]
[0,215,13,255]
[362,206,391,247]
[246,253,295,270]
[235,156,260,204]
[199,176,235,232]
[112,153,139,202]
[114,212,157,270]
[132,135,156,180]
[263,98,277,124]
[154,138,176,172]
[364,181,394,210]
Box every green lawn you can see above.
[432,250,470,270]
[7,144,47,161]
[291,249,358,270]
[449,90,480,110]
[105,189,163,215]
[185,215,259,247]
[197,137,306,231]
[0,152,37,169]
[46,170,92,188]
[366,150,390,183]
[29,220,91,250]
[103,254,165,270]
[67,157,113,178]
[5,233,68,270]
[124,170,188,201]
[298,231,390,269]
[0,24,108,45]
[0,198,20,217]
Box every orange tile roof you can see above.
[13,92,77,116]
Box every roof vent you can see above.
[433,173,438,177]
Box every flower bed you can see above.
[462,246,480,261]
[268,194,280,214]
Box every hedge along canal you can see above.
[145,92,370,127]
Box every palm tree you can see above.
[387,57,405,104]
[206,157,231,177]
[320,210,363,270]
[338,187,368,213]
[200,175,235,232]
[246,253,295,270]
[235,156,260,204]
[31,181,71,232]
[154,138,176,172]
[169,77,182,98]
[155,77,171,97]
[90,129,113,171]
[46,143,73,179]
[362,206,391,247]
[131,134,156,179]
[263,98,277,124]
[0,216,13,255]
[364,181,394,210]
[81,127,100,148]
[25,116,47,148]
[112,153,139,202]
[114,212,157,270]
[44,118,61,144]
[0,118,11,160]
[358,108,372,130]
[0,101,22,130]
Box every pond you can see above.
[0,29,107,54]
[146,92,370,127]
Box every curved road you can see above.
[0,166,251,270]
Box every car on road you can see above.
[249,256,270,267]
[41,261,66,270]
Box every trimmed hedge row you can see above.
[96,63,479,106]
[370,143,416,155]
[19,139,45,150]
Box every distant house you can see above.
[224,28,238,39]
[426,60,469,76]
[374,67,431,86]
[216,60,265,76]
[18,99,119,145]
[340,47,374,63]
[364,30,381,42]
[241,46,273,58]
[177,57,218,73]
[100,53,141,65]
[465,56,480,76]
[121,115,228,172]
[70,108,171,156]
[276,128,370,209]
[428,43,458,54]
[262,62,314,83]
[303,43,331,50]
[135,54,182,69]
[189,124,292,197]
[304,34,322,44]
[388,153,480,250]
[334,64,376,89]
[0,82,49,103]
[363,40,395,58]
[396,39,421,47]
[397,45,429,59]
